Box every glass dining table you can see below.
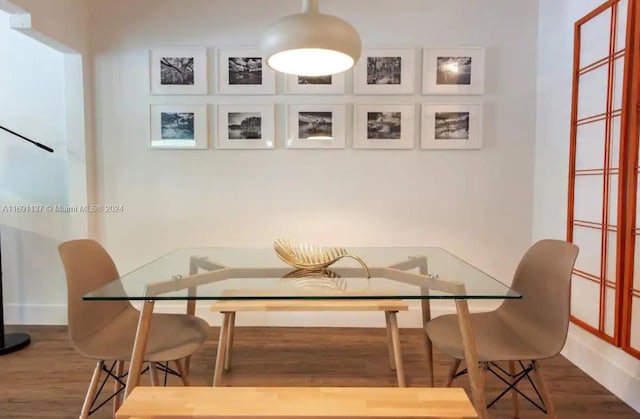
[85,247,520,419]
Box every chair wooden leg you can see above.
[387,311,406,387]
[384,311,396,370]
[420,298,434,387]
[113,360,124,417]
[212,312,230,386]
[174,359,190,386]
[509,361,520,418]
[444,358,461,387]
[80,360,104,419]
[224,311,236,371]
[455,300,488,419]
[149,362,160,386]
[185,296,196,376]
[532,361,556,418]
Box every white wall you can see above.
[0,0,91,324]
[0,9,69,323]
[534,0,640,411]
[91,0,539,296]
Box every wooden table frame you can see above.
[122,256,491,419]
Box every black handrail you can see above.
[0,125,54,153]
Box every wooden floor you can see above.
[1,325,638,419]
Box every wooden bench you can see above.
[116,387,478,418]
[210,292,409,387]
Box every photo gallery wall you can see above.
[148,47,485,150]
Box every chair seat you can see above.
[426,312,554,362]
[72,308,210,362]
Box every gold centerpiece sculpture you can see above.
[273,239,371,278]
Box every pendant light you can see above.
[261,0,361,76]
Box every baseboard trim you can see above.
[562,325,640,413]
[4,304,67,325]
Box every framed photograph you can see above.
[286,104,346,149]
[421,104,483,149]
[284,73,345,94]
[353,104,415,149]
[216,105,275,149]
[149,47,207,94]
[217,48,276,94]
[353,48,416,95]
[422,48,485,94]
[149,105,208,149]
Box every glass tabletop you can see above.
[84,247,521,301]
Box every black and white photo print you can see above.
[298,75,332,85]
[228,57,263,85]
[150,48,207,94]
[160,57,195,85]
[367,57,402,84]
[436,56,472,85]
[367,112,401,140]
[434,112,470,140]
[161,112,195,140]
[228,112,262,139]
[298,111,333,139]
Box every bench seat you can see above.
[116,386,478,419]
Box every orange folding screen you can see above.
[568,0,640,357]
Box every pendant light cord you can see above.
[302,0,319,13]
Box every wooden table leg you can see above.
[387,311,406,387]
[185,285,197,375]
[224,312,236,371]
[384,311,396,370]
[420,297,434,387]
[125,300,155,397]
[455,299,488,419]
[212,312,230,386]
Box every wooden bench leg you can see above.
[384,311,396,370]
[387,311,406,387]
[224,312,236,371]
[212,312,231,386]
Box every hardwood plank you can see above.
[0,325,638,419]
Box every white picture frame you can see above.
[353,104,415,149]
[149,104,208,149]
[149,47,208,94]
[353,48,416,95]
[284,73,346,94]
[422,47,485,94]
[421,103,483,150]
[286,104,346,149]
[217,48,276,94]
[216,105,275,149]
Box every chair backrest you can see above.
[58,239,131,343]
[496,239,579,357]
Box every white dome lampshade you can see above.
[261,0,361,77]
